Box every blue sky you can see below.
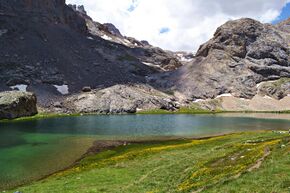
[273,2,290,23]
[67,0,290,52]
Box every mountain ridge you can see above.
[0,0,289,114]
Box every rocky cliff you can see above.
[69,4,187,71]
[151,18,290,101]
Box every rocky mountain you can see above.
[69,4,188,71]
[0,0,289,114]
[150,18,290,101]
[0,0,184,106]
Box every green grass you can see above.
[1,108,289,123]
[0,113,81,123]
[9,131,290,193]
[137,105,221,115]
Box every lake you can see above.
[0,113,289,190]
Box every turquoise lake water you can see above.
[0,114,289,190]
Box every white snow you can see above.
[216,93,232,98]
[177,54,193,62]
[54,85,69,95]
[180,57,192,62]
[87,36,94,40]
[193,99,205,102]
[240,98,250,101]
[256,82,263,88]
[10,84,28,92]
[120,38,132,46]
[136,108,143,112]
[0,29,8,37]
[101,35,112,41]
[142,62,166,71]
[263,95,273,100]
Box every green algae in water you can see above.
[0,133,95,190]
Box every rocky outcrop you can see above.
[64,84,178,114]
[257,78,290,100]
[0,91,37,119]
[150,18,290,100]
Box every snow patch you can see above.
[193,99,205,102]
[120,38,132,47]
[216,93,232,98]
[263,95,273,100]
[136,108,143,112]
[256,82,263,88]
[10,84,28,92]
[54,85,69,95]
[101,35,112,41]
[177,54,193,62]
[87,36,93,40]
[0,29,8,37]
[142,62,166,71]
[239,98,250,101]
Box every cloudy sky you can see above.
[67,0,290,52]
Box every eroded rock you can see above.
[64,84,178,114]
[0,91,38,119]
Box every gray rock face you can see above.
[151,18,290,100]
[103,23,123,38]
[77,8,184,71]
[258,78,290,100]
[64,84,178,114]
[0,91,37,119]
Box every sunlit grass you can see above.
[9,131,290,193]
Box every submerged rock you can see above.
[0,91,38,119]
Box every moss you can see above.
[0,112,81,123]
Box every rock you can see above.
[0,91,38,119]
[151,18,290,100]
[82,86,92,92]
[258,78,290,100]
[53,101,62,108]
[102,23,123,38]
[64,84,178,114]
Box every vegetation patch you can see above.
[9,132,290,193]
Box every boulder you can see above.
[64,84,178,114]
[0,91,38,119]
[82,86,92,92]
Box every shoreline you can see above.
[1,110,290,123]
[5,130,285,192]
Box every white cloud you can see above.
[67,0,288,52]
